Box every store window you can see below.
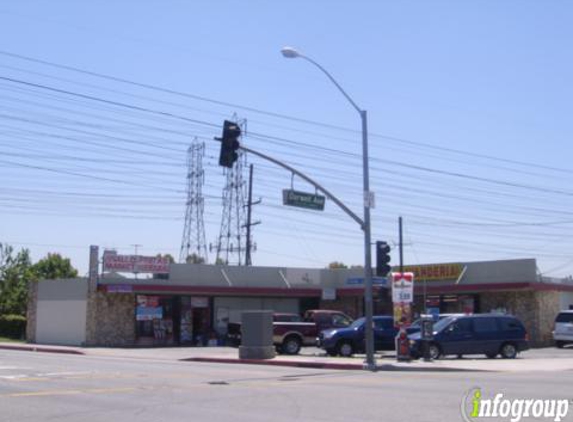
[135,295,175,346]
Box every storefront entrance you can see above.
[414,294,479,317]
[135,295,211,346]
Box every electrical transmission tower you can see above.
[214,124,249,265]
[179,139,208,264]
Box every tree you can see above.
[156,253,175,264]
[215,257,227,265]
[186,253,205,264]
[153,253,175,279]
[33,253,78,280]
[328,261,348,269]
[0,243,35,316]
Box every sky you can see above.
[0,1,572,278]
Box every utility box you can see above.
[421,316,434,341]
[238,310,276,360]
[420,314,434,362]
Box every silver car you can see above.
[553,310,573,348]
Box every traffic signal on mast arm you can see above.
[218,120,241,168]
[376,241,391,277]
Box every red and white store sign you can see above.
[103,250,170,274]
[391,272,414,304]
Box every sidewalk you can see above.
[2,342,573,372]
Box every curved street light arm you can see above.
[240,144,365,229]
[298,54,362,115]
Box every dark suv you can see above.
[409,314,529,359]
[317,315,397,357]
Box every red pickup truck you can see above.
[227,309,353,355]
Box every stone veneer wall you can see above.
[479,290,559,347]
[535,290,561,345]
[26,281,39,343]
[85,292,135,346]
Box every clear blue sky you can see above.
[0,1,572,278]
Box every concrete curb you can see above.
[182,357,363,370]
[181,357,491,372]
[0,344,85,355]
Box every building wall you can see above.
[85,292,135,346]
[480,290,560,346]
[560,292,573,310]
[463,259,537,285]
[215,297,299,325]
[36,300,87,345]
[536,291,561,345]
[34,279,88,346]
[26,280,38,343]
[320,296,363,319]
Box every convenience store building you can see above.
[27,256,573,347]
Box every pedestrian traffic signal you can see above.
[218,120,241,168]
[376,241,391,277]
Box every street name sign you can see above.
[282,189,325,211]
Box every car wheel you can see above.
[485,352,497,359]
[282,336,301,355]
[556,341,565,349]
[428,343,441,360]
[500,342,518,359]
[337,341,354,357]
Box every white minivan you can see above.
[553,310,573,348]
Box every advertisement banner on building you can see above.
[136,295,162,321]
[103,250,171,274]
[191,297,209,308]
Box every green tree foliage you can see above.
[153,253,175,279]
[156,253,175,263]
[185,253,205,264]
[328,261,348,269]
[32,253,78,280]
[0,243,35,316]
[0,246,79,318]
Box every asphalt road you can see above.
[1,349,572,422]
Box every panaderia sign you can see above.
[400,263,464,281]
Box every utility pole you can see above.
[131,243,141,280]
[244,164,261,266]
[399,217,404,275]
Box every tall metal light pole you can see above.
[281,46,376,371]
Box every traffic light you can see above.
[376,241,391,277]
[218,120,241,168]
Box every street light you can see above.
[281,46,376,371]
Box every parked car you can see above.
[409,314,529,359]
[317,315,398,357]
[227,310,353,355]
[553,310,573,348]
